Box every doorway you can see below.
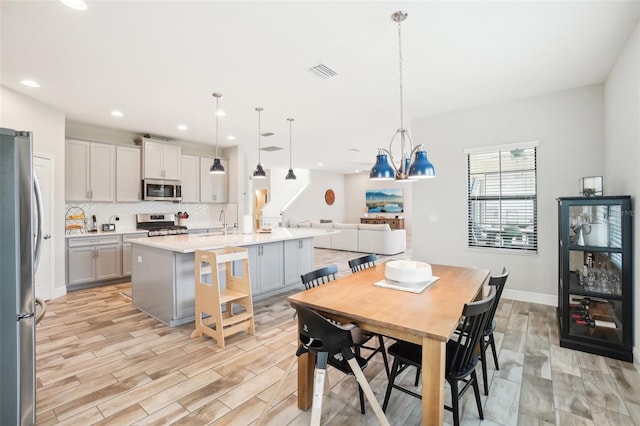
[254,189,268,230]
[33,154,53,301]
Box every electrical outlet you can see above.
[137,256,143,263]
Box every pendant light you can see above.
[253,107,266,179]
[209,92,225,174]
[285,118,297,180]
[370,11,435,181]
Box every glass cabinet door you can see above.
[558,196,632,361]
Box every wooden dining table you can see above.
[287,262,490,425]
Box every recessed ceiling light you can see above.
[317,162,323,167]
[177,125,187,130]
[111,110,124,117]
[20,80,40,88]
[354,169,361,173]
[227,135,236,140]
[216,111,226,117]
[60,0,87,11]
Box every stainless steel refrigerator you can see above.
[1,128,43,426]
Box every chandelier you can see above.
[370,11,435,181]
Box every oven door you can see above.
[143,179,181,201]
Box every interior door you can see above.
[33,155,52,300]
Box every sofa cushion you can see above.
[312,221,334,229]
[334,222,358,230]
[358,223,391,231]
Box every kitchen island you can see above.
[130,227,336,326]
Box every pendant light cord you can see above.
[257,108,262,164]
[289,118,293,168]
[215,96,220,157]
[397,19,404,131]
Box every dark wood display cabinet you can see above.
[557,196,633,362]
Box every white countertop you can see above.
[130,227,337,253]
[65,229,148,238]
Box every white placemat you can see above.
[374,276,440,294]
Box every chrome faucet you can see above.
[219,209,226,235]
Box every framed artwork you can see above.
[366,189,403,213]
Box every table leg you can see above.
[421,337,446,425]
[297,352,315,410]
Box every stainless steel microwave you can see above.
[142,179,182,201]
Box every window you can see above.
[466,142,538,252]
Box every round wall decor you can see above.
[324,189,335,205]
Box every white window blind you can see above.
[467,144,538,252]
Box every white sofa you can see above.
[292,220,406,255]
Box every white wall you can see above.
[344,173,413,235]
[603,20,640,363]
[283,170,345,225]
[262,168,309,225]
[410,85,605,301]
[1,86,67,298]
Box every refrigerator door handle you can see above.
[33,172,44,271]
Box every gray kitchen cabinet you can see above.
[116,145,141,202]
[66,235,122,289]
[180,154,200,203]
[141,139,181,180]
[122,233,147,276]
[284,237,314,286]
[200,157,228,203]
[66,139,116,202]
[247,241,284,295]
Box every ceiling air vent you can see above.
[261,146,283,152]
[309,63,337,79]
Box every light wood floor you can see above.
[36,248,640,425]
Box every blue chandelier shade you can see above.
[408,148,435,179]
[369,151,395,180]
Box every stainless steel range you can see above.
[136,213,188,237]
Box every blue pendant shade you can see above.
[408,148,435,179]
[369,151,395,180]
[210,158,225,174]
[285,168,297,180]
[253,164,266,179]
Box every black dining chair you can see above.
[382,288,496,426]
[476,267,509,395]
[257,303,390,426]
[348,253,377,273]
[300,264,338,290]
[347,254,390,378]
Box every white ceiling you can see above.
[2,1,638,174]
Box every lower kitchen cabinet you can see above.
[67,235,122,288]
[247,241,284,295]
[284,237,314,286]
[122,233,148,276]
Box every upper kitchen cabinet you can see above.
[180,154,200,203]
[66,139,115,202]
[116,146,141,202]
[140,139,181,180]
[200,157,228,203]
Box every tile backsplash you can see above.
[65,201,238,230]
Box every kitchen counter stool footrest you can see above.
[191,247,255,349]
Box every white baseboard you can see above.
[502,289,557,307]
[51,286,67,300]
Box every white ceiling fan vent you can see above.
[308,63,337,79]
[261,146,283,152]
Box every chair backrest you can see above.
[301,264,338,290]
[447,288,496,377]
[348,254,377,273]
[485,267,509,331]
[291,303,354,357]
